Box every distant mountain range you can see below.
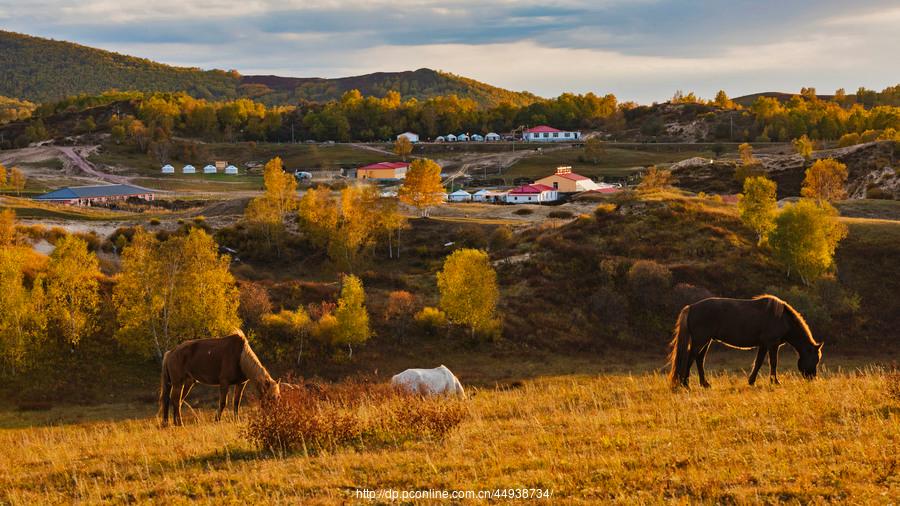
[0,31,539,107]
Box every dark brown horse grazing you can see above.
[159,330,280,426]
[668,295,823,388]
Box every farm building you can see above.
[536,166,601,193]
[448,190,472,202]
[435,136,446,142]
[522,125,581,142]
[203,164,217,174]
[471,134,485,142]
[397,132,419,143]
[161,164,175,174]
[457,133,470,142]
[34,184,156,206]
[445,134,458,142]
[224,165,239,175]
[182,164,196,174]
[507,184,558,204]
[356,161,410,180]
[485,132,501,141]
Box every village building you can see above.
[34,184,156,206]
[457,133,470,142]
[224,165,239,175]
[435,135,446,142]
[445,134,458,142]
[471,134,485,142]
[161,164,175,174]
[448,189,472,202]
[356,161,410,180]
[522,125,581,142]
[397,132,419,143]
[506,184,558,204]
[203,164,217,174]
[472,189,490,202]
[536,166,601,193]
[182,164,196,174]
[485,132,501,141]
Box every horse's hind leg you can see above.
[696,342,712,388]
[748,347,767,385]
[767,345,780,384]
[170,382,184,426]
[233,382,247,420]
[216,385,229,422]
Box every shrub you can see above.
[149,218,161,226]
[414,306,448,336]
[384,290,416,323]
[244,382,466,455]
[239,282,272,328]
[594,203,617,217]
[626,260,672,305]
[638,166,672,191]
[513,208,533,216]
[548,210,573,220]
[488,226,514,251]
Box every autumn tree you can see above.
[332,274,370,358]
[735,143,763,184]
[738,176,778,244]
[375,196,407,259]
[298,185,339,249]
[259,307,311,365]
[9,168,25,195]
[637,166,672,191]
[0,222,45,374]
[399,158,444,217]
[0,163,7,187]
[713,90,734,109]
[0,209,15,246]
[327,185,381,271]
[437,248,500,338]
[583,137,606,164]
[792,135,814,159]
[44,235,100,345]
[801,158,848,203]
[393,136,413,161]
[769,199,848,284]
[245,157,298,255]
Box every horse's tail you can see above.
[667,305,692,387]
[158,351,171,420]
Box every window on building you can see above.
[553,132,559,138]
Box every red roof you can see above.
[556,172,590,181]
[524,125,562,134]
[588,187,620,194]
[359,161,410,171]
[509,184,555,195]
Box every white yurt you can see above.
[182,164,196,174]
[224,165,239,175]
[472,189,490,202]
[485,132,501,141]
[471,134,484,142]
[445,134,457,142]
[161,164,175,174]
[435,135,446,143]
[448,189,472,202]
[203,164,217,174]
[457,133,470,142]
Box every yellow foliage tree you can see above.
[738,176,778,244]
[0,209,16,246]
[298,185,339,249]
[0,246,46,374]
[399,158,444,217]
[44,235,100,345]
[637,166,672,191]
[332,274,370,358]
[245,157,298,254]
[792,135,814,159]
[393,136,413,161]
[9,167,25,195]
[437,248,499,338]
[0,163,7,187]
[801,158,848,203]
[769,199,848,284]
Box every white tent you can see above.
[471,134,485,142]
[203,164,217,174]
[397,132,419,143]
[445,134,457,142]
[472,189,490,202]
[457,133,470,142]
[485,132,501,141]
[435,136,446,142]
[182,164,196,174]
[161,164,175,174]
[224,165,239,175]
[448,189,472,202]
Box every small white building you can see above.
[445,134,458,142]
[472,189,491,202]
[471,134,485,142]
[507,184,558,204]
[224,165,239,175]
[448,190,472,202]
[203,164,217,174]
[522,125,581,142]
[182,164,196,174]
[485,132,501,142]
[435,135,446,143]
[161,164,175,174]
[457,133,470,142]
[397,132,419,143]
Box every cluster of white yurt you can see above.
[203,164,217,174]
[182,164,196,174]
[160,163,239,175]
[224,165,239,175]
[161,164,175,174]
[435,132,502,142]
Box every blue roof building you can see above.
[34,184,156,205]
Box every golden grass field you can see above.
[1,364,898,505]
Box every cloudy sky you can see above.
[2,0,898,102]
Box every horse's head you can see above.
[798,342,823,379]
[258,377,281,402]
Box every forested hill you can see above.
[0,31,539,107]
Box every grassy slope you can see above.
[504,146,715,181]
[1,369,897,504]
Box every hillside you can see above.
[0,31,538,107]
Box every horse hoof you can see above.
[700,382,711,389]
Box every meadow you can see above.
[1,361,898,505]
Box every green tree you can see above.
[801,159,848,203]
[399,158,444,217]
[437,248,499,338]
[44,235,100,345]
[769,200,848,284]
[393,136,413,161]
[332,274,370,358]
[583,137,605,164]
[738,176,778,244]
[792,135,814,159]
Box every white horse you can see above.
[391,365,466,398]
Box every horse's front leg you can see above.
[767,345,780,384]
[170,382,184,426]
[748,347,767,385]
[696,342,711,388]
[233,382,247,419]
[216,384,229,422]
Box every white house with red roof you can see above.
[535,166,601,193]
[507,183,558,204]
[522,125,581,142]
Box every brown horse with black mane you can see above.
[159,329,280,426]
[668,295,823,388]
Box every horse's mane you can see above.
[754,295,817,346]
[236,332,274,385]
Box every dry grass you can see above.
[1,368,898,504]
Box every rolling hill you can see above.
[0,31,538,107]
